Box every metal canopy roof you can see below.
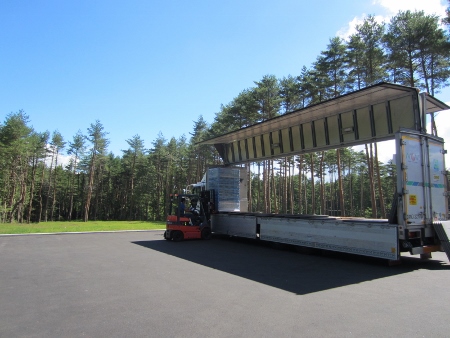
[425,93,450,113]
[199,82,449,165]
[200,82,449,145]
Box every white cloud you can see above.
[57,154,73,168]
[337,14,386,40]
[337,16,363,40]
[43,146,73,168]
[337,0,447,40]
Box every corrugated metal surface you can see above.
[200,82,449,165]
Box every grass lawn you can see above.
[0,220,166,235]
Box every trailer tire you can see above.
[201,227,212,240]
[172,231,184,242]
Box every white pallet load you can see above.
[207,168,240,212]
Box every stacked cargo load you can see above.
[207,168,240,212]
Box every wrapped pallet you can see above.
[206,167,240,212]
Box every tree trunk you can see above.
[27,156,38,223]
[374,143,386,218]
[271,160,277,213]
[290,158,294,214]
[68,155,78,221]
[38,162,46,222]
[264,161,269,213]
[12,172,27,223]
[247,163,252,212]
[7,167,17,222]
[304,165,308,214]
[336,149,345,217]
[348,157,354,216]
[365,144,377,218]
[320,151,325,215]
[84,153,96,222]
[360,166,364,217]
[44,149,55,222]
[284,158,288,214]
[298,155,303,214]
[310,153,315,214]
[257,162,261,212]
[51,149,60,221]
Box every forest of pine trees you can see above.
[1,9,450,223]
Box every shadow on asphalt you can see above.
[133,234,449,295]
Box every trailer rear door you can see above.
[396,130,448,226]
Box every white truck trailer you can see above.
[196,83,450,262]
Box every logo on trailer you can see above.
[406,152,419,162]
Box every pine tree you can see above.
[0,111,33,222]
[84,121,109,222]
[67,131,85,220]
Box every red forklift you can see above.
[164,191,214,241]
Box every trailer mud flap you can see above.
[433,221,450,261]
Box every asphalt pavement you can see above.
[1,231,449,337]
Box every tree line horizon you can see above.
[2,8,450,223]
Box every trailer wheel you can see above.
[201,227,212,240]
[172,230,184,242]
[164,231,171,241]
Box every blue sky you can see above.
[1,0,449,159]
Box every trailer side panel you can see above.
[259,217,398,260]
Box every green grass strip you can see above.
[0,220,166,234]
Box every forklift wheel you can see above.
[164,231,171,241]
[172,230,184,242]
[201,227,212,240]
